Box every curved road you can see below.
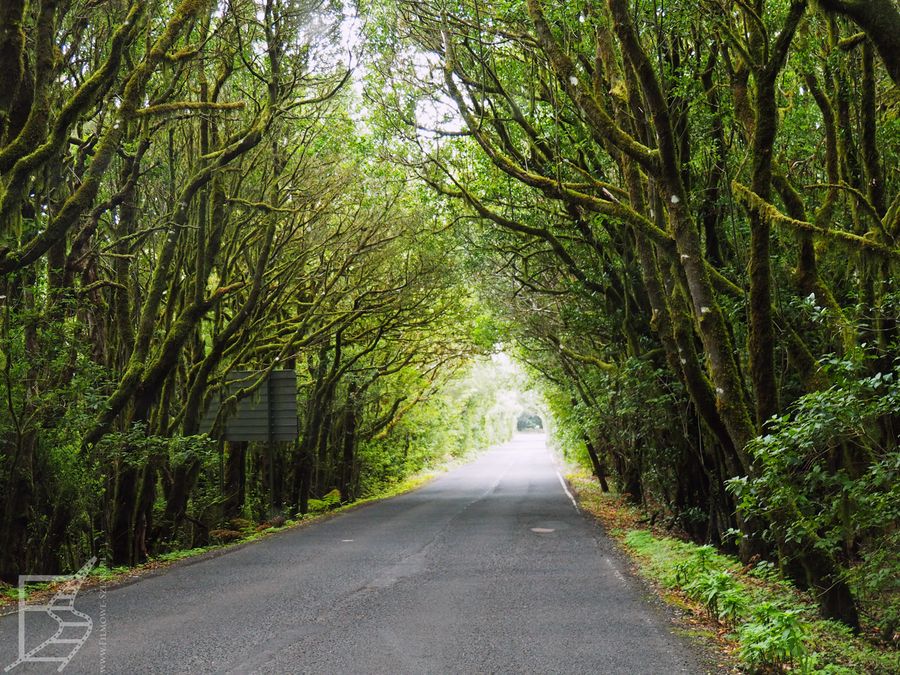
[1,434,707,674]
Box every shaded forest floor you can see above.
[565,470,899,674]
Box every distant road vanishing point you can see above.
[0,435,707,674]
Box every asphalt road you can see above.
[1,434,707,674]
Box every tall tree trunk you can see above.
[338,383,358,501]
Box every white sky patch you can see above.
[336,9,466,141]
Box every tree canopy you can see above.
[1,0,898,640]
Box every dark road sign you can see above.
[198,370,298,441]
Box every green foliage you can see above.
[355,358,517,496]
[226,518,254,532]
[729,360,900,636]
[95,426,216,467]
[154,548,210,563]
[683,569,745,623]
[306,489,342,514]
[3,587,25,601]
[668,545,751,625]
[738,603,810,672]
[619,523,897,673]
[544,357,697,514]
[90,565,129,580]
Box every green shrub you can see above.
[737,602,810,672]
[305,499,327,514]
[227,518,254,532]
[729,360,900,637]
[717,586,749,626]
[306,490,341,514]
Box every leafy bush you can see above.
[618,524,899,672]
[738,603,810,672]
[729,360,900,636]
[669,545,749,625]
[227,518,254,532]
[306,489,342,514]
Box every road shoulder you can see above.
[561,469,739,674]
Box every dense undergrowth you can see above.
[568,471,899,674]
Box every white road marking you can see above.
[556,471,579,512]
[530,527,556,533]
[341,539,354,543]
[605,557,627,584]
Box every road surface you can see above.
[1,434,707,674]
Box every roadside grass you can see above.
[566,470,898,674]
[1,583,49,602]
